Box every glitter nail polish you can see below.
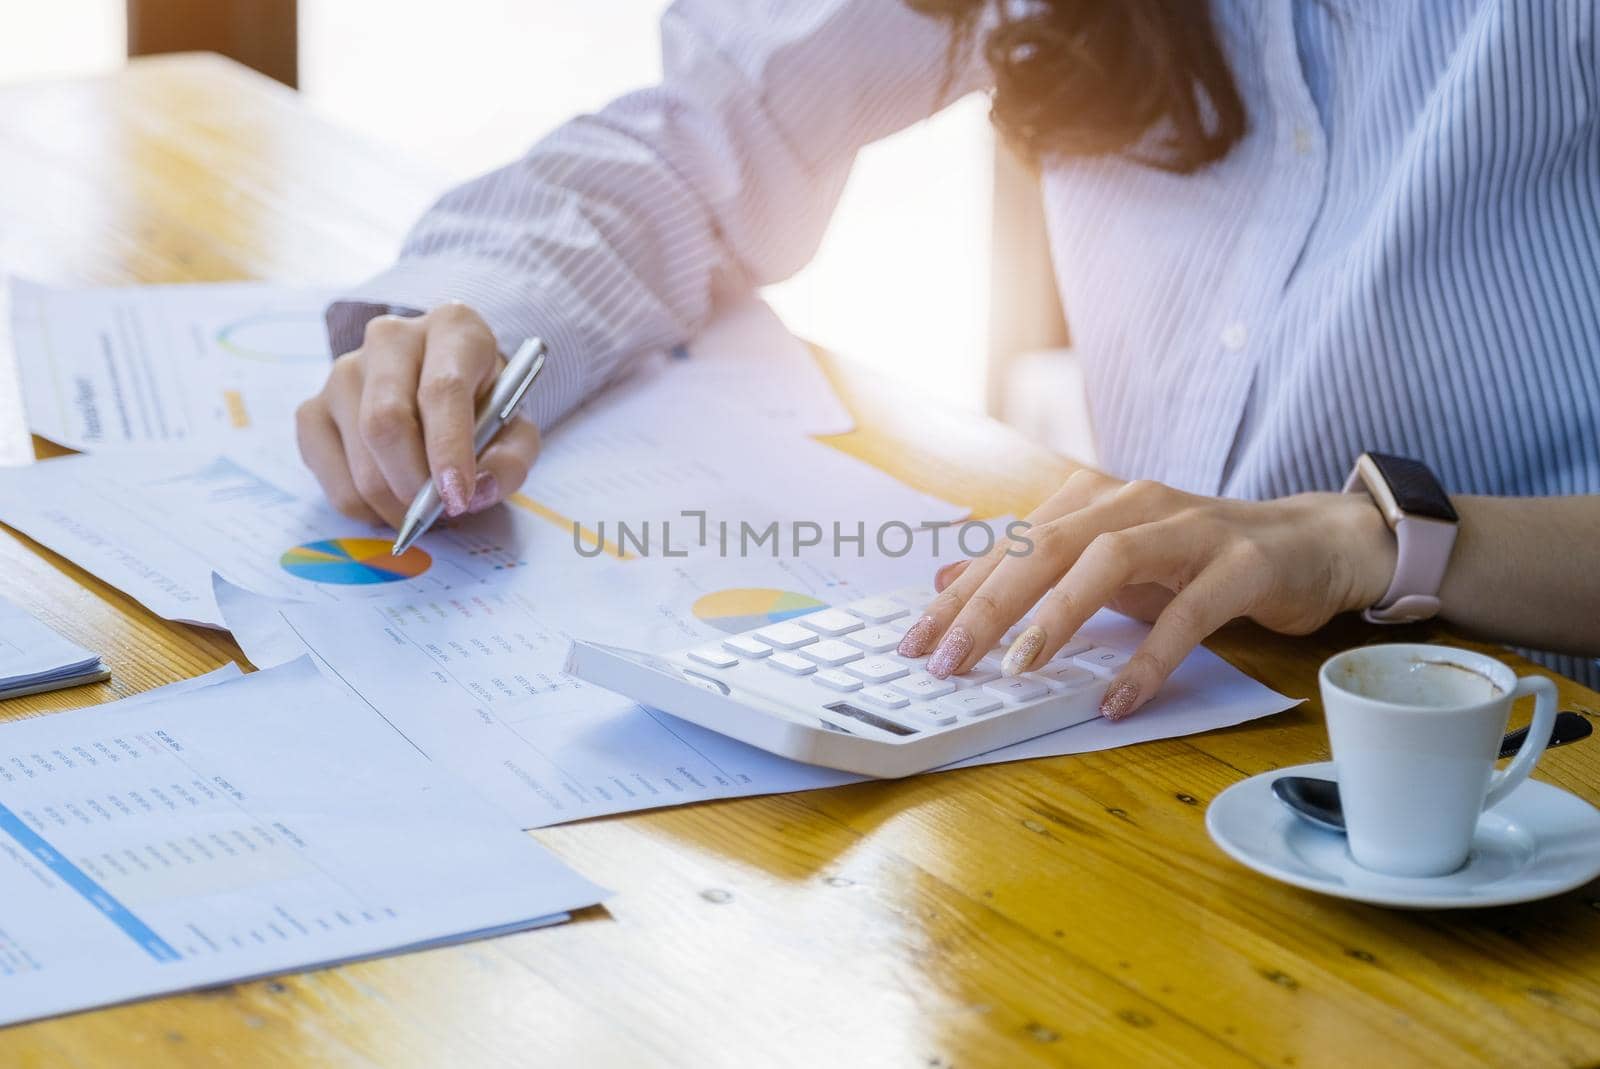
[927,626,974,679]
[1001,625,1045,677]
[1100,679,1139,720]
[438,467,470,517]
[897,615,939,657]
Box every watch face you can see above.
[1366,452,1458,522]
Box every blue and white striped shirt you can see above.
[330,0,1600,673]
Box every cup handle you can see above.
[1483,675,1558,811]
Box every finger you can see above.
[418,305,502,517]
[355,316,430,503]
[1100,558,1256,720]
[933,559,967,592]
[1106,583,1175,623]
[326,370,409,529]
[923,492,1154,678]
[464,417,542,513]
[345,438,408,529]
[295,398,382,526]
[899,471,1119,658]
[1022,520,1204,675]
[939,472,1119,597]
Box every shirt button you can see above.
[1294,126,1314,155]
[1219,322,1248,351]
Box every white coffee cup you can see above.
[1319,643,1557,877]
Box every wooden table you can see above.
[3,55,1599,1069]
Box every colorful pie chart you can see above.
[280,538,431,585]
[691,588,826,634]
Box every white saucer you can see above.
[1207,761,1600,909]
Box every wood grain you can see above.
[1,54,1597,1069]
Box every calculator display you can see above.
[824,701,917,737]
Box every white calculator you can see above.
[565,587,1129,778]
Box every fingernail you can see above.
[1001,625,1045,677]
[927,626,973,679]
[898,615,939,657]
[934,560,968,593]
[1100,679,1140,721]
[438,467,470,517]
[467,471,500,513]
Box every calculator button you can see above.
[953,664,1001,687]
[935,691,1002,719]
[859,686,910,710]
[767,652,817,675]
[891,672,956,700]
[687,647,739,669]
[846,597,910,623]
[754,622,818,650]
[812,669,863,692]
[984,677,1049,704]
[844,658,909,684]
[1051,638,1093,661]
[1032,664,1098,693]
[1073,647,1132,677]
[722,635,772,659]
[797,609,864,637]
[798,640,862,667]
[911,705,958,728]
[844,627,902,653]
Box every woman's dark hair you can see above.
[908,0,1246,173]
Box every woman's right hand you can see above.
[295,302,542,529]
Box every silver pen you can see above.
[390,337,548,556]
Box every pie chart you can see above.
[692,588,826,634]
[280,538,431,585]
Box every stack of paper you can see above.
[0,595,110,699]
[0,658,607,1027]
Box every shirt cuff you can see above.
[324,256,592,433]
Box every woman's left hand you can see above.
[898,470,1398,720]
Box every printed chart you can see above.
[10,279,339,450]
[214,310,330,363]
[691,588,826,633]
[280,538,432,585]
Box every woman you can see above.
[296,0,1600,719]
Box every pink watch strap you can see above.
[1343,472,1459,624]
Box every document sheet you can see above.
[104,663,245,705]
[617,298,853,434]
[0,282,32,466]
[0,401,961,628]
[0,595,110,699]
[8,279,339,453]
[220,556,1299,830]
[8,281,851,452]
[0,659,606,1026]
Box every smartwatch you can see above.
[1343,452,1459,624]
